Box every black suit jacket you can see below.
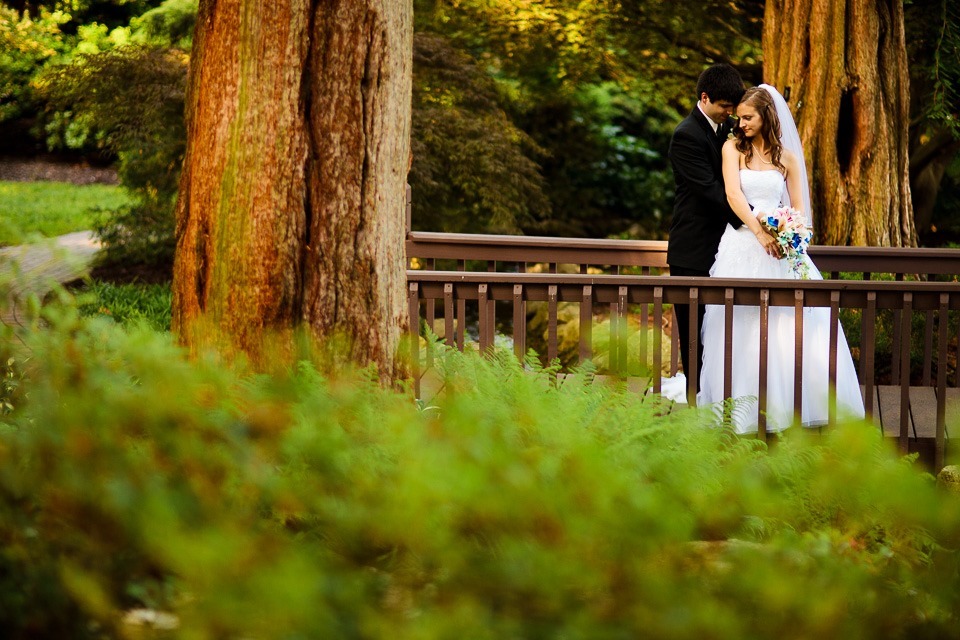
[666,107,742,272]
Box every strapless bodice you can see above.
[740,169,785,216]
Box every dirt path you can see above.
[0,158,118,185]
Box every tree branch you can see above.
[910,128,960,179]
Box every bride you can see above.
[696,85,865,433]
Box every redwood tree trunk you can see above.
[763,0,916,246]
[172,0,412,380]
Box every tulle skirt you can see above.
[696,224,865,434]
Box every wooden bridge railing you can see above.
[406,232,960,470]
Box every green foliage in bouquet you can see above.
[0,288,959,638]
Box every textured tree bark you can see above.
[172,0,412,381]
[763,0,916,246]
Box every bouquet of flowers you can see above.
[761,206,814,279]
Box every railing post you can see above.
[617,286,628,376]
[758,289,769,441]
[863,292,877,420]
[937,294,949,471]
[408,282,420,399]
[899,292,913,454]
[723,288,734,401]
[548,285,559,364]
[687,287,699,406]
[653,287,663,394]
[580,285,593,364]
[793,289,804,424]
[478,284,491,354]
[443,283,455,348]
[829,291,840,427]
[513,284,526,363]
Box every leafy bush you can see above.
[38,44,187,268]
[410,33,550,234]
[1,290,959,638]
[0,7,71,123]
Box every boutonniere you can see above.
[726,131,736,141]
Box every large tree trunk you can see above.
[172,0,412,381]
[763,0,916,246]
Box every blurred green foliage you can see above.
[0,289,959,637]
[1,0,957,252]
[0,7,71,123]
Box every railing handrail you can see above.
[407,231,960,275]
[408,270,960,309]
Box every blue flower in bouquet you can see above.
[759,206,813,279]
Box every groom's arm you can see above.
[669,129,730,215]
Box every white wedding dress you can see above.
[696,169,865,433]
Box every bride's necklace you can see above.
[752,143,773,165]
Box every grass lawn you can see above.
[76,280,172,332]
[0,180,131,246]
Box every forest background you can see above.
[2,0,958,272]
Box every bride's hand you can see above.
[753,228,782,258]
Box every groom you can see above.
[667,63,745,393]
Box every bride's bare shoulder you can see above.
[781,147,801,172]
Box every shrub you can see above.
[0,291,958,638]
[38,44,187,269]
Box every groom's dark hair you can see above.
[696,64,745,104]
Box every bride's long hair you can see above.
[734,87,785,173]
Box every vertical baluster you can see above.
[580,285,593,364]
[487,261,496,348]
[794,289,804,423]
[408,283,421,399]
[653,287,663,394]
[937,294,949,471]
[426,259,436,366]
[513,284,526,363]
[478,284,491,354]
[443,283,455,348]
[580,264,588,275]
[723,288,734,427]
[548,285,559,364]
[687,287,699,406]
[829,291,840,426]
[923,309,934,386]
[859,272,871,378]
[758,289,770,441]
[609,300,619,374]
[618,286,628,376]
[899,292,913,453]
[723,288,734,400]
[456,261,466,351]
[640,292,649,375]
[670,313,680,376]
[891,273,904,384]
[863,292,877,420]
